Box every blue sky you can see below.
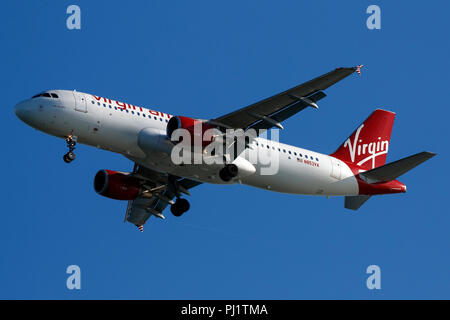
[0,0,448,299]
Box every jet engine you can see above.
[94,170,141,200]
[219,157,256,182]
[166,116,218,147]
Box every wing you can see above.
[210,66,361,131]
[125,164,202,231]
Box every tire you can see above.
[170,203,183,217]
[170,198,190,217]
[67,152,76,161]
[63,154,71,163]
[177,198,190,212]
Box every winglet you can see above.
[355,65,364,75]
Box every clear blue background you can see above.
[0,0,448,299]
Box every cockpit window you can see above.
[32,92,59,99]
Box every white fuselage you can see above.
[14,90,359,196]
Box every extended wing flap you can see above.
[126,196,161,226]
[125,163,203,231]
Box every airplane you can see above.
[14,66,435,232]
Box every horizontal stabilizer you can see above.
[359,151,436,183]
[345,195,371,210]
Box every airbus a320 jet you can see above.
[14,66,435,231]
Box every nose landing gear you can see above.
[63,134,77,163]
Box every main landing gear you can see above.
[170,198,190,217]
[63,134,77,163]
[167,175,191,217]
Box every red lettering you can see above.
[116,101,127,109]
[91,94,170,117]
[131,104,143,112]
[303,159,319,167]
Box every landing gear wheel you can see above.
[170,198,190,217]
[63,134,77,163]
[63,152,76,163]
[67,152,76,161]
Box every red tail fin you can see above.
[330,109,395,170]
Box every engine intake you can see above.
[94,170,141,200]
[219,158,256,182]
[219,164,239,182]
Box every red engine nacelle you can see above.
[94,170,141,200]
[166,115,217,147]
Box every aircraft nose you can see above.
[14,100,31,123]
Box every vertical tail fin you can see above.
[331,109,395,170]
